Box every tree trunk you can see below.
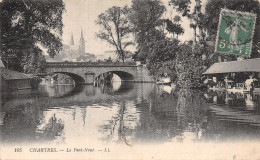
[122,54,125,63]
[198,27,203,42]
[193,27,197,44]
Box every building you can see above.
[60,29,86,62]
[0,59,34,91]
[203,58,260,93]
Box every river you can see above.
[1,82,260,158]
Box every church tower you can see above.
[70,32,74,45]
[79,29,85,55]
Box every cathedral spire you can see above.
[70,32,74,45]
[81,28,83,38]
[79,28,85,55]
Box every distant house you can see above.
[0,60,34,91]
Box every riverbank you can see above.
[0,67,41,92]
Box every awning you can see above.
[203,58,260,75]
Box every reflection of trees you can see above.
[99,85,180,144]
[176,89,208,141]
[132,88,208,143]
[116,101,127,144]
[99,100,132,146]
[134,89,179,142]
[1,104,42,144]
[81,107,87,126]
[36,114,64,142]
[1,103,65,144]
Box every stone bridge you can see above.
[46,62,154,85]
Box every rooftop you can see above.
[203,58,260,75]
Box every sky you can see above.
[62,0,196,59]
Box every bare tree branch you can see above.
[96,6,133,62]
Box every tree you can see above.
[129,0,165,62]
[173,15,181,24]
[129,0,184,79]
[1,0,65,73]
[175,42,206,88]
[161,19,184,39]
[146,37,180,80]
[169,0,205,44]
[96,6,133,63]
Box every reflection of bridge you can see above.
[46,62,153,85]
[2,84,155,109]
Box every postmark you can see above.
[215,9,256,56]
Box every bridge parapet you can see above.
[46,62,137,68]
[46,62,154,84]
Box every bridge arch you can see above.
[95,70,135,82]
[52,72,85,85]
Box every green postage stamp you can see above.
[215,9,256,56]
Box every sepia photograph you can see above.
[0,0,260,159]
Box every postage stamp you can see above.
[215,9,257,56]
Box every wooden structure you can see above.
[203,58,260,93]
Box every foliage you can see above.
[96,6,133,62]
[169,0,191,17]
[1,0,65,73]
[160,19,184,39]
[176,89,208,128]
[146,37,180,80]
[173,15,181,24]
[169,0,205,43]
[175,43,206,88]
[129,0,184,81]
[129,0,165,62]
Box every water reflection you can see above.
[36,114,65,143]
[1,83,260,146]
[175,89,208,142]
[44,85,76,97]
[98,81,134,95]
